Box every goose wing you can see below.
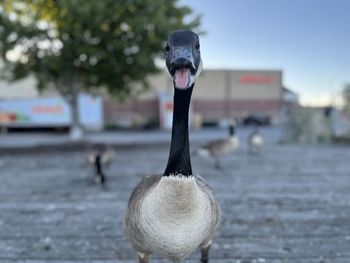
[125,175,162,254]
[101,149,115,166]
[127,175,162,208]
[205,138,236,156]
[87,152,96,164]
[206,139,228,149]
[195,175,221,245]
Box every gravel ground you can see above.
[0,134,350,262]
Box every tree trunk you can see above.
[68,76,83,141]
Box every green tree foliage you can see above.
[0,0,201,138]
[342,83,350,113]
[0,0,201,97]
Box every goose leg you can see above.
[200,242,211,263]
[214,158,222,170]
[248,146,252,155]
[137,252,149,263]
[100,173,106,185]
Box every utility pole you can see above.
[225,70,231,122]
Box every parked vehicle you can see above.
[242,114,271,126]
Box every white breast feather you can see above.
[229,136,239,152]
[139,176,212,259]
[252,135,263,147]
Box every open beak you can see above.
[169,47,196,90]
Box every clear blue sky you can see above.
[180,0,350,106]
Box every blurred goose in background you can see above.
[87,144,114,185]
[195,120,239,169]
[124,30,220,263]
[248,127,264,154]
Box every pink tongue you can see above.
[175,69,190,89]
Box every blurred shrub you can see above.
[282,107,332,144]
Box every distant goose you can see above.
[247,128,264,153]
[87,145,114,185]
[195,121,239,169]
[124,30,220,263]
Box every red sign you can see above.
[32,105,64,114]
[240,75,273,84]
[165,102,173,111]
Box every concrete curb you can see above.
[0,140,172,154]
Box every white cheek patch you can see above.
[196,59,203,78]
[189,60,203,87]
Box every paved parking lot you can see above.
[0,130,350,262]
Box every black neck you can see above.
[229,125,235,136]
[163,86,193,177]
[95,155,103,175]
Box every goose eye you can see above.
[195,42,200,50]
[165,44,170,53]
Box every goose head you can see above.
[165,30,202,90]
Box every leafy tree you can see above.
[0,0,201,140]
[342,83,350,113]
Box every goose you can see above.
[247,127,264,153]
[195,121,239,169]
[87,144,114,185]
[124,30,220,263]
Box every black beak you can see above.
[169,47,195,75]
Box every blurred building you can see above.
[0,76,103,131]
[282,87,299,107]
[105,69,292,127]
[0,69,297,129]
